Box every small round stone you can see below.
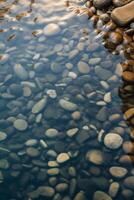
[13,119,28,131]
[109,166,128,178]
[86,150,104,165]
[104,133,123,149]
[77,61,90,74]
[26,147,40,157]
[93,191,112,200]
[57,153,70,164]
[44,23,61,36]
[0,131,7,141]
[45,128,59,138]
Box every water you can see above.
[0,0,134,199]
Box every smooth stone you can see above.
[26,147,40,157]
[124,176,134,189]
[13,119,28,131]
[123,141,134,154]
[108,182,120,198]
[124,108,134,120]
[45,128,59,138]
[67,128,79,137]
[109,32,123,45]
[112,1,134,26]
[95,66,112,80]
[0,54,9,64]
[57,153,70,164]
[104,133,123,149]
[93,0,112,9]
[113,0,132,7]
[88,58,101,65]
[109,166,128,178]
[122,71,134,82]
[0,131,7,141]
[56,183,68,192]
[23,87,31,97]
[71,111,81,120]
[9,84,23,96]
[77,61,90,74]
[96,107,108,122]
[32,96,47,114]
[48,161,59,167]
[46,89,57,99]
[74,191,87,200]
[86,150,105,165]
[0,159,9,169]
[76,130,90,144]
[14,64,28,80]
[29,186,55,198]
[44,23,61,36]
[25,139,38,146]
[47,168,60,176]
[104,92,111,103]
[59,99,78,111]
[93,191,112,200]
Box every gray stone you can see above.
[93,191,112,200]
[14,64,28,80]
[0,131,7,141]
[32,96,47,114]
[59,99,78,111]
[45,128,59,138]
[57,153,70,164]
[13,119,28,131]
[86,150,105,165]
[0,159,9,169]
[95,66,112,80]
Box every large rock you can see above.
[113,0,132,7]
[112,1,134,26]
[93,0,112,9]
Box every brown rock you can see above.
[119,155,134,165]
[113,0,132,7]
[111,1,134,26]
[124,176,134,189]
[93,0,112,9]
[124,108,134,119]
[109,32,123,44]
[123,141,134,154]
[122,71,134,82]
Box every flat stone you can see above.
[123,141,134,154]
[56,183,68,192]
[113,0,132,7]
[0,159,9,169]
[0,131,7,141]
[122,71,134,82]
[29,186,55,198]
[14,64,28,80]
[57,153,70,164]
[26,147,40,157]
[124,108,134,120]
[66,128,79,137]
[59,99,78,111]
[25,139,38,146]
[96,107,108,122]
[93,0,112,9]
[112,1,134,26]
[124,176,134,189]
[77,61,90,74]
[93,191,112,200]
[104,133,123,149]
[108,182,120,198]
[32,96,47,114]
[13,119,28,131]
[0,54,9,64]
[109,166,128,178]
[74,191,87,200]
[47,168,60,176]
[95,66,112,80]
[45,128,59,138]
[86,150,105,165]
[44,23,61,36]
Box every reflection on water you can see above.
[0,0,134,199]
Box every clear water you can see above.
[0,0,133,199]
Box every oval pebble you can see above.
[44,23,61,36]
[0,131,7,141]
[13,119,28,131]
[104,133,123,149]
[57,153,70,164]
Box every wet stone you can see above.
[77,61,90,74]
[13,64,28,80]
[29,186,55,198]
[124,176,134,189]
[13,119,28,131]
[26,147,40,157]
[108,182,120,198]
[59,99,78,111]
[45,128,59,138]
[0,159,9,169]
[44,23,61,36]
[95,66,112,80]
[93,0,112,9]
[93,191,112,200]
[104,133,123,149]
[57,153,70,164]
[0,131,7,141]
[86,150,105,165]
[109,166,128,178]
[32,96,47,114]
[56,183,68,192]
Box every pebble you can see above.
[26,147,40,157]
[0,131,7,141]
[95,66,112,80]
[0,54,9,64]
[104,92,111,103]
[25,139,38,146]
[104,133,123,149]
[46,89,57,99]
[113,0,132,7]
[59,99,78,111]
[57,153,70,164]
[29,186,55,198]
[86,150,105,165]
[93,0,112,9]
[32,96,47,114]
[47,168,60,176]
[93,191,112,200]
[124,176,134,189]
[56,183,68,192]
[71,111,81,120]
[108,182,120,198]
[13,119,28,131]
[13,64,28,80]
[124,108,134,120]
[23,86,31,97]
[74,191,87,200]
[109,32,123,45]
[123,141,134,154]
[77,61,90,74]
[44,23,61,36]
[109,166,128,178]
[66,128,79,137]
[0,159,9,169]
[88,58,101,65]
[45,128,59,138]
